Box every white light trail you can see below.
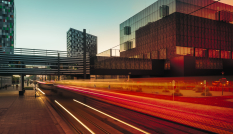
[55,100,95,134]
[37,88,45,95]
[73,99,150,134]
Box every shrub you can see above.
[162,88,170,92]
[172,88,183,96]
[201,87,212,96]
[172,92,183,96]
[175,88,180,92]
[193,85,203,93]
[201,92,212,96]
[135,87,142,92]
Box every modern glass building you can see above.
[120,0,233,74]
[0,0,14,54]
[120,0,176,52]
[67,28,97,57]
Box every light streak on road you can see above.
[37,88,45,95]
[55,100,95,134]
[73,99,150,134]
[59,85,228,121]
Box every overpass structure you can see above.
[0,48,89,75]
[0,48,89,89]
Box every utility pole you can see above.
[58,53,60,81]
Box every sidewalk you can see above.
[0,86,72,134]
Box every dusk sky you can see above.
[15,0,233,53]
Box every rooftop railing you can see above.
[13,48,68,57]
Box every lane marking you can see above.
[55,100,95,134]
[73,99,150,134]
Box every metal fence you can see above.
[13,48,68,57]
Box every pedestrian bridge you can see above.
[0,48,89,75]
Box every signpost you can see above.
[220,78,227,96]
[204,80,206,96]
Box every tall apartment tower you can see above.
[67,28,97,57]
[0,0,15,54]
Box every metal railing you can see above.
[13,48,68,57]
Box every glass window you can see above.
[176,46,194,56]
[195,48,206,57]
[209,49,213,58]
[221,50,231,59]
[214,50,220,58]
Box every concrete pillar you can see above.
[0,77,2,88]
[20,74,24,91]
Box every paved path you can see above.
[0,86,72,134]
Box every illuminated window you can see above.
[213,50,220,58]
[164,61,170,70]
[221,50,231,59]
[209,49,220,58]
[176,46,194,56]
[147,52,150,59]
[151,51,158,59]
[159,49,166,59]
[195,48,207,57]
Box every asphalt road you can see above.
[38,85,214,134]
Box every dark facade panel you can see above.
[91,57,164,76]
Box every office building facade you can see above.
[0,0,14,54]
[67,28,97,57]
[119,0,233,76]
